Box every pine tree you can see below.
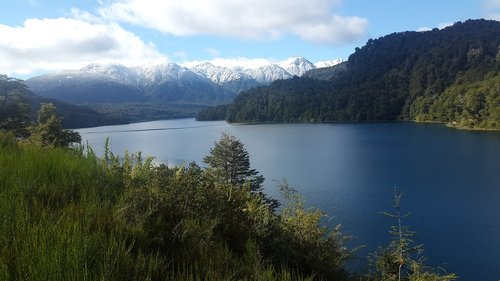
[203,133,278,209]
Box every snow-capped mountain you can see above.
[278,57,316,77]
[314,58,344,68]
[80,63,137,84]
[191,62,251,84]
[26,56,343,105]
[190,62,263,93]
[191,57,317,85]
[26,62,234,105]
[134,62,208,87]
[241,64,293,84]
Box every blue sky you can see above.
[1,0,499,78]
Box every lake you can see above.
[78,118,500,281]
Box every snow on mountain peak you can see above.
[314,58,344,68]
[244,64,293,84]
[79,63,137,84]
[33,57,344,94]
[278,57,316,77]
[191,62,250,84]
[134,62,205,86]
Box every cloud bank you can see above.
[0,17,167,76]
[99,0,368,45]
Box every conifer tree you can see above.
[203,133,278,208]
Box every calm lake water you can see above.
[78,118,500,281]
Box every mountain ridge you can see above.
[26,56,344,103]
[24,56,342,125]
[198,19,500,130]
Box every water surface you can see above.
[78,119,500,281]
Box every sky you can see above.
[1,0,499,78]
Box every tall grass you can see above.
[0,134,322,280]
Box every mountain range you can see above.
[25,57,343,106]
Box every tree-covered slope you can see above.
[199,19,500,129]
[1,75,124,129]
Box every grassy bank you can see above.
[0,132,457,280]
[0,134,346,280]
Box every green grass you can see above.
[0,134,325,280]
[0,132,455,280]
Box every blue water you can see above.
[78,119,500,281]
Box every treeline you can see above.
[198,19,500,130]
[89,102,206,123]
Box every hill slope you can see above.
[199,19,500,130]
[0,74,122,129]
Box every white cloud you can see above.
[483,0,500,20]
[0,17,167,77]
[182,57,273,69]
[99,0,367,45]
[295,15,368,45]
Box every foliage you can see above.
[199,19,500,130]
[0,74,121,130]
[274,181,352,279]
[0,132,356,280]
[0,74,31,137]
[197,103,231,121]
[414,72,500,129]
[203,133,263,189]
[90,102,206,124]
[203,133,280,209]
[28,103,81,147]
[0,126,458,280]
[368,190,457,281]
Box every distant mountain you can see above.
[241,64,293,84]
[190,58,320,92]
[25,56,343,125]
[0,74,123,129]
[27,57,344,105]
[314,59,344,68]
[26,63,235,106]
[198,19,500,130]
[278,57,316,76]
[190,62,262,93]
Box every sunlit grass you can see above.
[0,134,323,280]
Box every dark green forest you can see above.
[198,19,500,130]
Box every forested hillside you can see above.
[198,19,500,130]
[0,75,123,129]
